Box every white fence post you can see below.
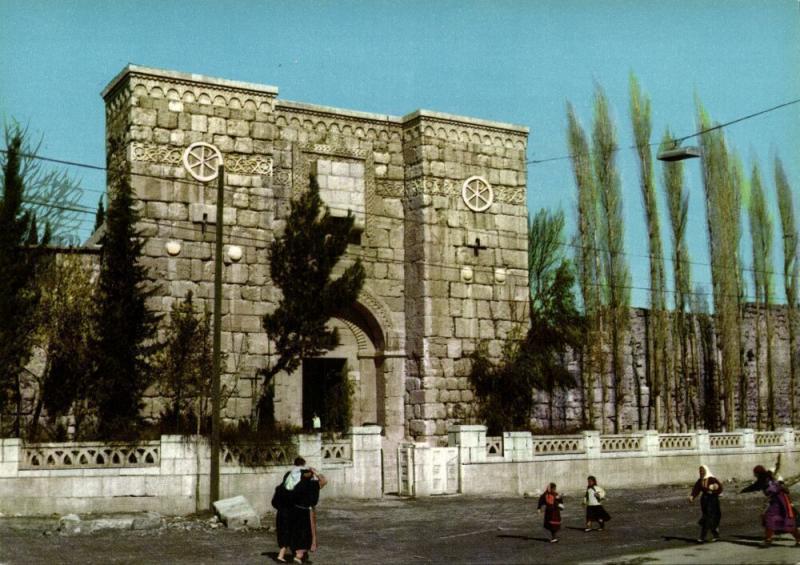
[447,425,487,463]
[0,438,20,478]
[349,425,382,498]
[782,427,795,449]
[582,430,601,457]
[738,428,756,450]
[297,433,322,469]
[643,430,660,455]
[696,429,710,452]
[502,431,533,462]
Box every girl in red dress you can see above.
[538,483,563,543]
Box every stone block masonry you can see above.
[99,65,529,452]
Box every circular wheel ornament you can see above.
[182,142,223,182]
[461,176,494,212]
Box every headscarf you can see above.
[283,466,303,491]
[699,465,714,479]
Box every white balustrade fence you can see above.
[446,425,799,498]
[0,426,382,516]
[532,436,585,455]
[20,441,160,470]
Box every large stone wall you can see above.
[402,112,530,441]
[100,65,529,446]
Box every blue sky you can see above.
[1,0,798,307]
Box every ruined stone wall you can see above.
[534,305,800,432]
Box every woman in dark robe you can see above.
[689,464,723,543]
[275,457,306,562]
[537,482,563,543]
[743,464,800,545]
[289,467,327,563]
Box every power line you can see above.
[24,198,760,302]
[24,195,790,287]
[526,96,800,165]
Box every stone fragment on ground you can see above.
[212,495,261,530]
[132,511,163,530]
[56,512,164,535]
[58,514,81,535]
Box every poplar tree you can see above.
[775,157,798,425]
[593,87,630,433]
[630,76,669,430]
[34,255,95,440]
[697,104,743,430]
[567,104,602,429]
[660,129,697,429]
[748,163,774,428]
[89,169,161,439]
[528,208,583,429]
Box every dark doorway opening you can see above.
[302,358,347,431]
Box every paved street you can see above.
[3,484,800,564]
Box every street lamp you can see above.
[657,144,701,162]
[182,142,225,509]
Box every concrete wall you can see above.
[0,426,382,516]
[400,425,799,498]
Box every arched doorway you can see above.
[272,297,396,433]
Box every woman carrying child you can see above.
[584,475,611,531]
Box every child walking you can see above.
[584,475,611,531]
[537,483,563,543]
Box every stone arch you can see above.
[273,285,403,433]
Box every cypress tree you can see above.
[258,175,365,428]
[0,128,40,436]
[89,170,161,439]
[94,196,106,233]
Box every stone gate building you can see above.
[101,65,530,475]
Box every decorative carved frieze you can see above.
[321,440,352,462]
[402,122,527,151]
[130,142,274,177]
[274,111,402,144]
[105,73,276,115]
[405,178,524,205]
[375,180,404,198]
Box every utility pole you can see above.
[181,142,224,509]
[210,163,224,507]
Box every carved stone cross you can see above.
[465,237,488,257]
